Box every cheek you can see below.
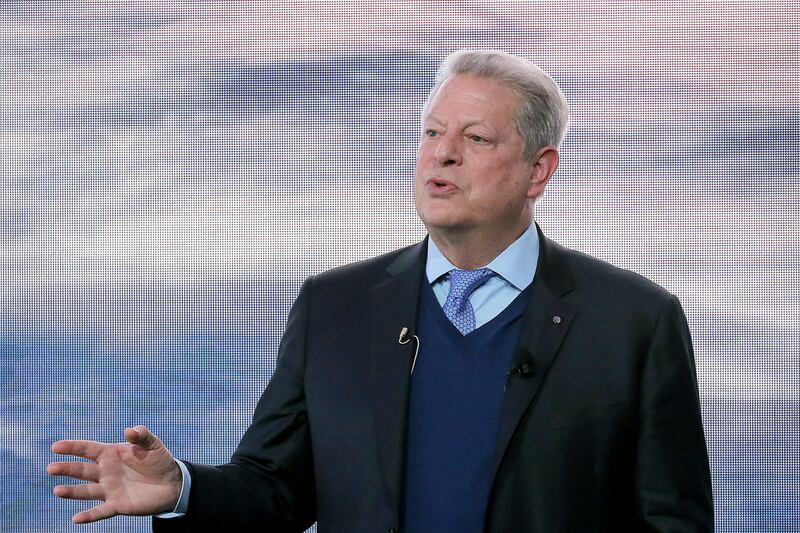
[472,164,528,205]
[417,142,435,161]
[414,150,430,176]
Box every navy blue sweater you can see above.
[401,280,531,533]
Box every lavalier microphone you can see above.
[398,327,421,375]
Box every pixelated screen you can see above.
[2,2,797,531]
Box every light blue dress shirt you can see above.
[155,459,191,518]
[427,221,540,327]
[159,222,540,519]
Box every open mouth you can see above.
[427,178,457,193]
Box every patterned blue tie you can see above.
[442,268,495,335]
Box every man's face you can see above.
[414,74,537,238]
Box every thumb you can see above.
[124,425,161,450]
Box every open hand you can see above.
[48,425,182,524]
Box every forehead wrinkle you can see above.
[424,113,495,129]
[423,76,518,134]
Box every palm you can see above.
[49,426,182,524]
[94,439,177,513]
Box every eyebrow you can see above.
[423,115,491,129]
[424,115,445,126]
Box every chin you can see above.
[422,216,471,234]
[418,197,482,234]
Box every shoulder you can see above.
[306,241,422,291]
[566,243,669,294]
[546,238,676,316]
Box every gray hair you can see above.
[423,50,570,159]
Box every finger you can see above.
[51,440,104,461]
[72,502,117,524]
[53,482,104,501]
[125,425,162,450]
[47,461,100,482]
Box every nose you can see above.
[433,133,462,166]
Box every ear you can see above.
[526,146,560,200]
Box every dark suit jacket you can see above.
[154,224,714,532]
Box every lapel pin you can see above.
[552,315,561,324]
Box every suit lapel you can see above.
[369,240,427,516]
[490,224,577,480]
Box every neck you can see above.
[428,219,532,270]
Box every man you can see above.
[49,50,714,532]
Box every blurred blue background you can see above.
[2,2,797,531]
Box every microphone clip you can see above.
[508,362,532,377]
[398,327,421,375]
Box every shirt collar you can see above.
[425,222,539,290]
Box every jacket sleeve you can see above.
[153,276,317,532]
[634,294,714,531]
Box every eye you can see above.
[468,134,488,143]
[424,129,440,138]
